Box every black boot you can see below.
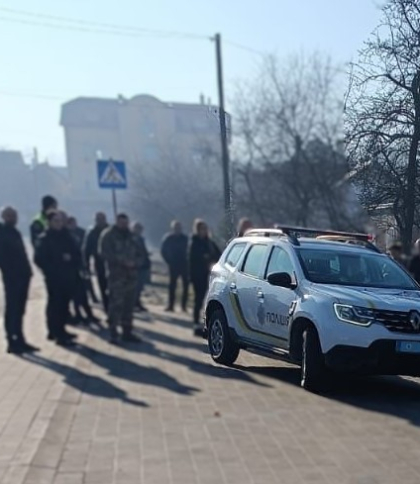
[7,340,23,354]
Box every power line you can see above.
[0,6,209,40]
[0,89,65,101]
[224,39,265,57]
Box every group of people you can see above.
[161,219,222,335]
[0,195,152,352]
[0,193,240,353]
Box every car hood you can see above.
[309,283,420,310]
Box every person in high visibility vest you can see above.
[30,195,58,249]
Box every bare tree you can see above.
[234,53,364,229]
[129,137,224,243]
[345,0,420,250]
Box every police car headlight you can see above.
[334,304,375,326]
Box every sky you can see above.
[0,0,382,166]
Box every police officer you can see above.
[100,213,143,344]
[84,212,109,311]
[30,195,58,249]
[34,211,79,346]
[0,207,39,354]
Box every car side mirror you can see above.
[267,272,296,289]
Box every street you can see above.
[1,273,420,484]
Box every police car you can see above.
[204,226,420,392]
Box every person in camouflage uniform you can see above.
[99,213,143,344]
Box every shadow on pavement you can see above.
[330,375,420,426]
[141,326,205,352]
[123,339,272,388]
[237,363,420,426]
[149,311,194,330]
[68,343,199,396]
[88,318,204,353]
[22,353,148,408]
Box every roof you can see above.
[0,150,26,167]
[237,233,380,255]
[60,94,229,129]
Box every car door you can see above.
[233,243,269,334]
[260,246,297,342]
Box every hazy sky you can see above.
[0,0,381,165]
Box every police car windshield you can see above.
[297,248,418,290]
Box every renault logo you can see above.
[409,311,420,331]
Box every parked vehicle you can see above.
[204,226,420,392]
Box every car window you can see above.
[298,248,418,289]
[242,244,267,278]
[266,246,294,277]
[225,243,247,268]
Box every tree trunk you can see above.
[403,74,420,253]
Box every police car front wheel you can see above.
[208,309,240,366]
[301,325,330,392]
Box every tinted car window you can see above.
[225,243,246,267]
[298,248,418,290]
[242,244,267,278]
[266,247,294,277]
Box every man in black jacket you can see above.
[35,211,79,346]
[161,221,189,312]
[83,212,109,311]
[0,207,39,353]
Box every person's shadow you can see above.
[23,353,148,408]
[67,343,199,396]
[123,339,272,388]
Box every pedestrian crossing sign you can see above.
[97,159,127,189]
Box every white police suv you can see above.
[204,227,420,391]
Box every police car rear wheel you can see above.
[301,325,329,392]
[208,310,240,366]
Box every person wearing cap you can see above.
[0,206,39,354]
[30,195,58,249]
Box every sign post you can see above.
[97,159,127,219]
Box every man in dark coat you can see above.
[34,211,79,346]
[161,220,189,312]
[189,219,221,335]
[0,207,39,354]
[67,216,99,323]
[83,212,109,311]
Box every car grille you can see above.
[373,309,418,333]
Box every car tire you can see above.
[301,325,329,392]
[208,309,240,366]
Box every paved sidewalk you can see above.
[2,277,420,483]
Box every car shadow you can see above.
[236,363,420,426]
[22,353,148,408]
[66,342,199,396]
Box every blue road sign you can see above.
[97,159,127,189]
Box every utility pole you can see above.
[214,33,234,239]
